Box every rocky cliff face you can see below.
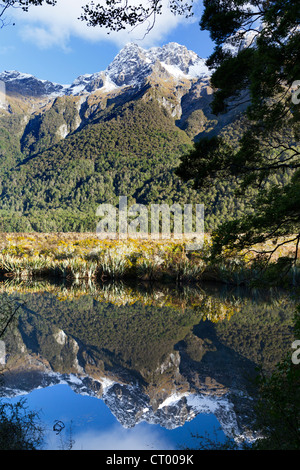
[0,70,67,98]
[1,42,210,97]
[0,42,214,142]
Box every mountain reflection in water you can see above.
[0,279,297,449]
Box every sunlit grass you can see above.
[0,232,298,286]
[0,233,210,283]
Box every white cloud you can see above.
[45,423,173,450]
[12,0,199,50]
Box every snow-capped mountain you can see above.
[0,70,68,97]
[0,40,249,222]
[101,380,241,437]
[0,42,211,99]
[0,366,251,441]
[102,42,210,89]
[0,314,258,444]
[0,41,219,144]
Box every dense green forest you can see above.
[5,285,295,382]
[0,90,292,233]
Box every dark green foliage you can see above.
[0,399,44,450]
[177,0,300,259]
[0,115,25,173]
[12,286,295,379]
[251,307,300,449]
[0,96,256,233]
[1,2,299,238]
[0,99,191,210]
[21,96,82,156]
[16,291,203,376]
[211,169,300,259]
[177,109,209,138]
[0,1,57,28]
[0,293,44,450]
[176,136,234,189]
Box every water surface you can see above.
[0,280,296,450]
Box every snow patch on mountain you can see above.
[1,366,255,443]
[158,392,190,409]
[188,60,211,78]
[0,70,69,97]
[0,42,211,99]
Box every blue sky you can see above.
[7,384,227,450]
[0,0,215,84]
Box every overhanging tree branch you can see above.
[80,0,194,34]
[0,0,57,27]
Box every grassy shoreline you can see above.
[0,232,298,287]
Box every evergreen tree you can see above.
[176,0,300,262]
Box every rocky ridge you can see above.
[0,42,211,99]
[0,42,215,142]
[0,317,257,443]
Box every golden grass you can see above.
[0,232,208,282]
[0,232,298,285]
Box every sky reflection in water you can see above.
[1,282,296,450]
[6,383,225,450]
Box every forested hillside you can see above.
[0,89,259,233]
[0,42,293,234]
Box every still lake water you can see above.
[0,279,297,450]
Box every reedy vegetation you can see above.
[0,233,298,287]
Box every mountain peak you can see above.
[104,41,210,88]
[0,70,68,98]
[0,42,211,99]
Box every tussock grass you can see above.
[0,232,208,283]
[0,232,298,286]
